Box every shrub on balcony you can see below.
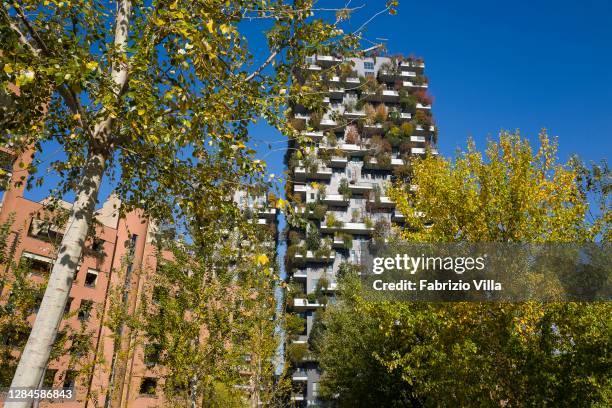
[289,117,306,131]
[287,343,309,364]
[363,216,374,229]
[316,277,330,292]
[399,90,417,111]
[338,178,352,200]
[311,204,327,220]
[413,75,428,86]
[285,281,304,302]
[324,131,337,147]
[385,126,402,147]
[337,233,353,250]
[414,110,432,128]
[414,90,433,106]
[286,314,306,337]
[345,125,359,144]
[375,153,391,168]
[317,183,327,199]
[351,208,360,222]
[325,213,344,228]
[374,104,388,123]
[288,230,302,245]
[306,292,318,303]
[309,111,323,129]
[306,228,321,251]
[400,122,414,137]
[343,99,356,113]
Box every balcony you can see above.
[292,269,308,279]
[321,222,373,235]
[292,370,308,381]
[410,135,426,143]
[291,298,324,310]
[338,143,371,155]
[415,125,435,132]
[307,64,321,71]
[391,158,405,167]
[368,196,395,208]
[294,113,309,120]
[322,194,349,206]
[381,89,399,102]
[294,250,335,263]
[400,71,416,78]
[330,156,348,167]
[291,394,305,401]
[319,118,338,129]
[294,166,332,181]
[344,110,366,120]
[316,55,342,66]
[345,77,360,87]
[363,157,391,169]
[392,210,405,222]
[257,208,278,220]
[329,87,345,98]
[293,184,308,196]
[400,60,425,69]
[363,123,383,134]
[416,103,432,110]
[348,183,374,194]
[301,130,324,140]
[412,147,426,155]
[402,81,428,90]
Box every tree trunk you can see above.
[6,144,107,408]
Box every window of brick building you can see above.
[84,268,99,287]
[139,377,157,396]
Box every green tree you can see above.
[1,0,364,398]
[315,132,611,407]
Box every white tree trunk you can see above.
[6,147,107,408]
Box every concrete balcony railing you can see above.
[307,64,321,71]
[319,118,338,129]
[400,71,416,78]
[344,110,366,119]
[363,123,384,135]
[402,80,428,89]
[368,196,395,208]
[321,221,374,235]
[301,130,324,140]
[293,184,308,195]
[335,143,371,155]
[410,135,426,143]
[294,166,333,180]
[412,147,426,155]
[392,210,405,222]
[292,370,308,381]
[316,55,342,65]
[400,60,425,69]
[348,182,374,194]
[416,103,432,110]
[292,269,308,279]
[391,158,405,167]
[415,125,435,132]
[345,77,360,86]
[294,250,335,263]
[291,298,325,310]
[294,113,310,120]
[329,87,345,97]
[329,156,348,167]
[291,394,305,401]
[322,194,349,206]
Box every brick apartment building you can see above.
[0,147,279,407]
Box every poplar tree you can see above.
[0,0,378,402]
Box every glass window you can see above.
[139,377,157,396]
[365,71,374,78]
[84,268,99,287]
[364,61,374,70]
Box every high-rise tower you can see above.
[284,53,437,406]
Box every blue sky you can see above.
[17,0,612,206]
[256,0,612,183]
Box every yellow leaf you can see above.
[220,24,230,34]
[72,113,81,120]
[137,109,145,116]
[86,61,98,70]
[256,254,269,266]
[275,198,286,209]
[206,20,214,33]
[3,64,13,74]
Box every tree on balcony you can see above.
[338,179,352,200]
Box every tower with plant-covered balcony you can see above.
[284,51,437,406]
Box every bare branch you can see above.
[245,50,279,82]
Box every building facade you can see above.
[0,147,279,407]
[284,54,437,406]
